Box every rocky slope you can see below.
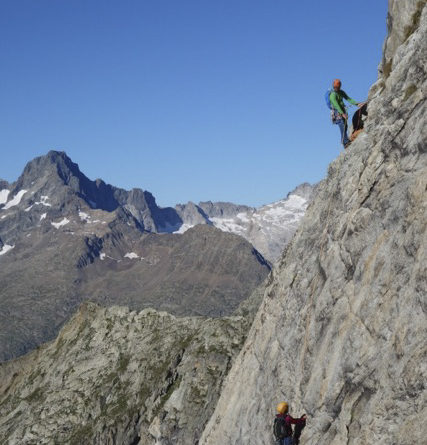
[175,201,254,229]
[175,183,315,262]
[0,219,269,362]
[200,1,427,444]
[0,302,249,444]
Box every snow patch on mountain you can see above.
[3,190,27,210]
[209,215,247,236]
[79,211,90,222]
[0,190,10,205]
[0,244,14,256]
[40,213,47,221]
[174,186,314,262]
[51,218,70,229]
[124,252,139,259]
[24,196,51,213]
[259,194,306,218]
[36,196,51,207]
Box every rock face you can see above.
[0,302,249,444]
[380,0,426,78]
[0,180,8,194]
[198,201,254,219]
[176,183,316,262]
[200,2,427,444]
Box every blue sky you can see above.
[1,0,388,207]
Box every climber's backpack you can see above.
[273,415,287,440]
[325,89,333,109]
[325,89,338,123]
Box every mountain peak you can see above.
[286,182,316,200]
[198,201,254,218]
[2,150,183,233]
[46,149,71,162]
[15,150,85,190]
[0,179,9,190]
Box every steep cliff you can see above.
[0,303,248,444]
[200,1,426,444]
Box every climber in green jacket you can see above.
[330,79,360,148]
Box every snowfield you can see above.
[38,196,51,207]
[79,211,90,222]
[0,189,10,205]
[174,192,310,262]
[0,244,15,256]
[51,218,70,229]
[3,190,27,210]
[124,252,139,259]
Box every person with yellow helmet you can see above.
[273,401,307,444]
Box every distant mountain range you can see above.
[0,151,315,261]
[0,151,274,361]
[0,151,313,361]
[175,183,315,262]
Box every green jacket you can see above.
[330,90,358,114]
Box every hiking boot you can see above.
[344,141,351,149]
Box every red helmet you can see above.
[333,79,342,89]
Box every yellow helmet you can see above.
[277,402,289,414]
